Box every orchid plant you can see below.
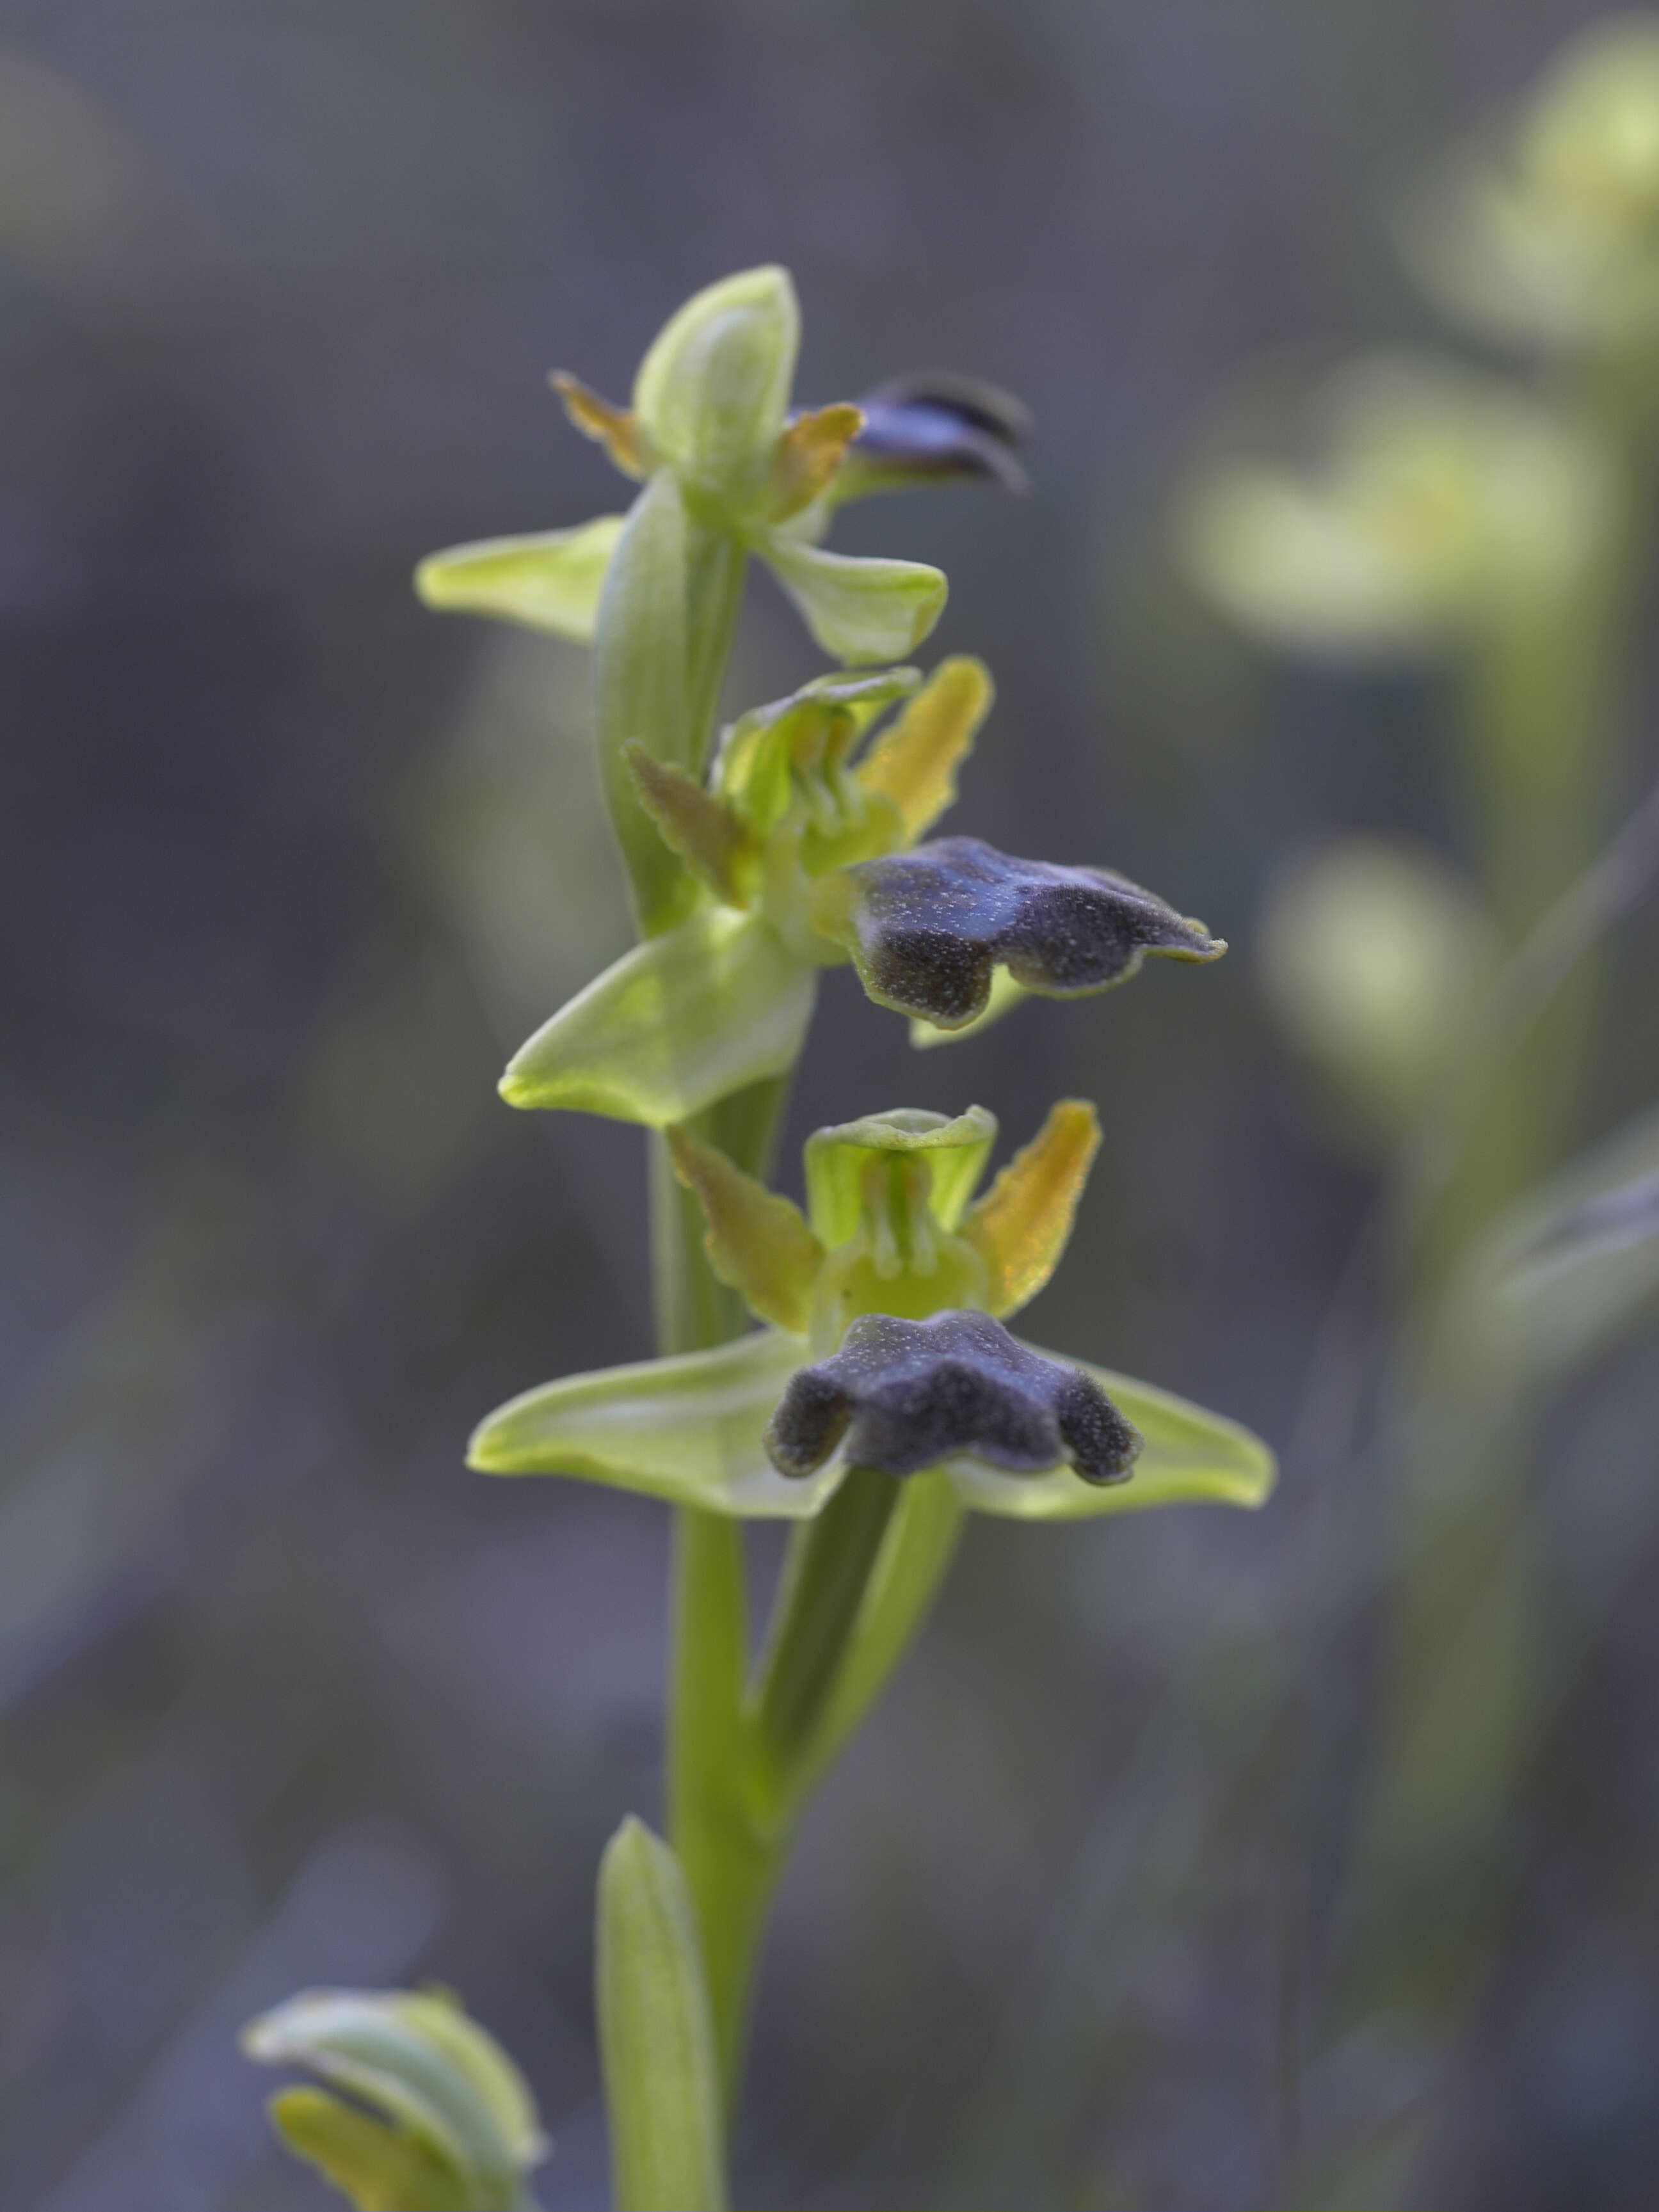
[243,267,1274,2212]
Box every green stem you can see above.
[753,1465,902,1781]
[655,1076,789,2109]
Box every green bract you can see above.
[470,1103,1274,1522]
[241,1987,549,2212]
[498,662,1223,1127]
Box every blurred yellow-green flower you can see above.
[1405,19,1659,356]
[1181,356,1611,660]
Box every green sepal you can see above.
[761,536,949,665]
[596,1819,728,2212]
[467,1326,838,1518]
[241,1987,548,2212]
[500,906,815,1128]
[804,1106,997,1246]
[945,1350,1276,1519]
[414,516,625,641]
[666,1124,824,1332]
[633,266,799,508]
[266,2088,469,2212]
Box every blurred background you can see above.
[6,3,1659,2207]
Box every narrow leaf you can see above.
[963,1100,1102,1318]
[666,1124,824,1332]
[597,1820,729,2212]
[499,907,815,1129]
[947,1351,1275,1520]
[415,518,625,642]
[856,655,993,839]
[763,536,949,665]
[467,1327,839,1519]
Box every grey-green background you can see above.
[4,3,1658,2207]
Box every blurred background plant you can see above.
[6,6,1659,2211]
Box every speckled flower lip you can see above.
[765,1310,1141,1486]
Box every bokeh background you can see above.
[6,3,1659,2208]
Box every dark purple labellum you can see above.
[840,372,1032,497]
[838,836,1223,1028]
[765,1310,1140,1486]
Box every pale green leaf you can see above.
[499,907,815,1128]
[468,1327,838,1519]
[597,1820,728,2212]
[414,517,625,641]
[947,1351,1275,1520]
[762,536,949,665]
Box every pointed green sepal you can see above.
[963,1099,1101,1318]
[500,907,815,1128]
[666,1124,824,1332]
[415,517,625,642]
[241,1987,548,2212]
[596,1819,729,2212]
[804,1105,997,1246]
[946,1352,1275,1519]
[467,1326,837,1518]
[856,655,993,840]
[762,536,949,665]
[633,266,800,507]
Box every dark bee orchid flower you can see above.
[495,664,1224,1127]
[469,1104,1273,1522]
